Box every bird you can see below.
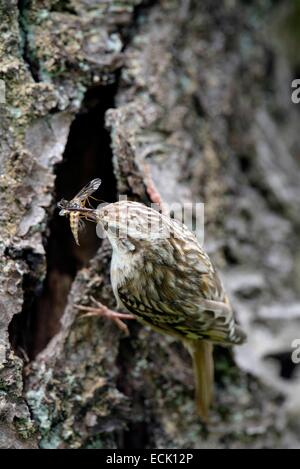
[61,199,246,421]
[58,178,102,246]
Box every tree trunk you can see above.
[1,0,299,448]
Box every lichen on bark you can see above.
[1,0,300,449]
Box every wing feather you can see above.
[117,231,245,345]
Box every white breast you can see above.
[110,248,138,309]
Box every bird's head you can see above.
[58,199,183,255]
[95,201,170,253]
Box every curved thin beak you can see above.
[57,205,98,222]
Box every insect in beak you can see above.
[57,179,101,245]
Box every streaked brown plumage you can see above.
[60,198,246,420]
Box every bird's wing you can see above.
[118,237,246,345]
[118,280,244,345]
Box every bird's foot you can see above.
[74,296,134,335]
[143,163,168,214]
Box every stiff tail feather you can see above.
[186,340,214,422]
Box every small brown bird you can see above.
[61,199,246,421]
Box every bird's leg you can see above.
[74,296,135,335]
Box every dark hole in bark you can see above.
[265,351,298,380]
[192,93,207,118]
[9,84,117,359]
[238,154,252,173]
[120,421,152,449]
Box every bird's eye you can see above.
[104,210,108,216]
[135,225,141,232]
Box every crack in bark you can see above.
[7,247,45,360]
[119,0,159,50]
[31,84,118,358]
[8,83,118,360]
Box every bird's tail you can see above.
[186,340,214,422]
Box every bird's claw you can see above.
[73,297,134,335]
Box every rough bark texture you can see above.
[0,0,300,448]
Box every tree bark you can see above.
[0,0,299,448]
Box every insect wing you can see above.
[72,178,102,201]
